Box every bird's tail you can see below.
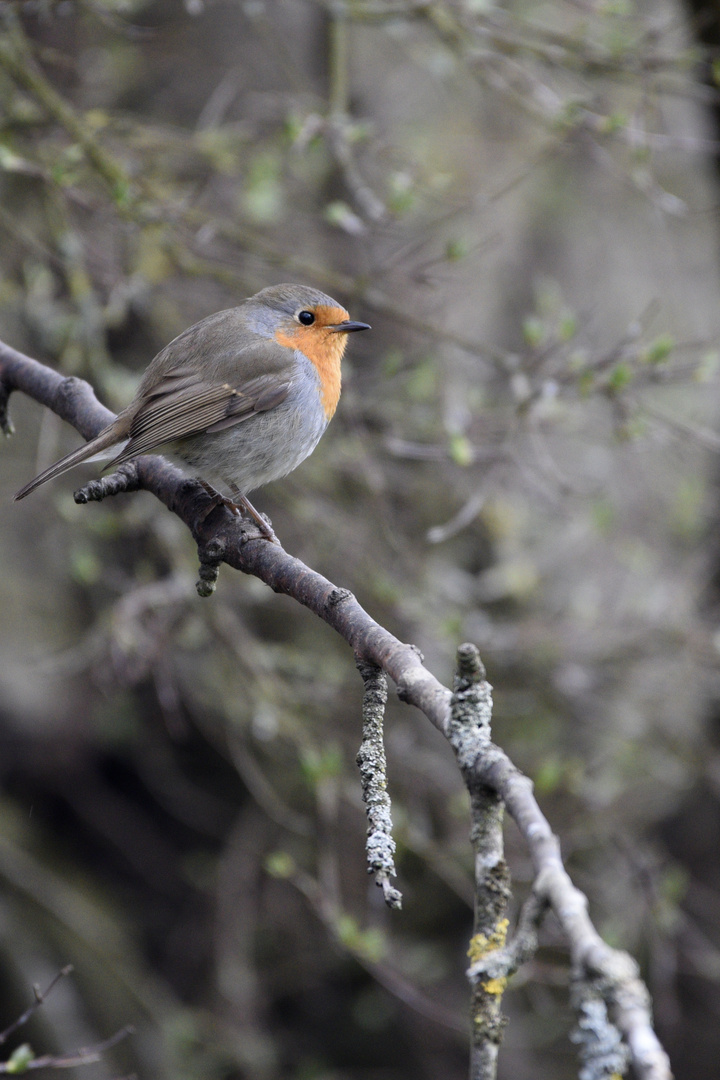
[14,423,123,501]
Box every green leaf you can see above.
[300,745,343,786]
[7,1045,34,1073]
[448,433,473,466]
[694,350,720,382]
[242,150,284,223]
[534,757,563,794]
[70,546,102,586]
[642,333,674,364]
[558,313,577,341]
[445,238,469,262]
[324,201,365,235]
[607,362,632,391]
[335,915,386,963]
[265,851,295,879]
[597,111,628,135]
[522,315,545,348]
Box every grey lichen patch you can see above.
[449,642,493,773]
[570,986,630,1080]
[356,658,401,909]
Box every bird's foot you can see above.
[198,481,280,544]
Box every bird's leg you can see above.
[196,480,230,521]
[197,480,279,544]
[228,482,280,544]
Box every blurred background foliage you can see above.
[1,0,720,1076]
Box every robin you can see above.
[14,283,371,538]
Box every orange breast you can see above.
[274,304,349,420]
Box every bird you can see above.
[14,283,371,538]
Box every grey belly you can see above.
[173,399,328,495]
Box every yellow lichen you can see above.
[467,918,509,963]
[481,977,507,996]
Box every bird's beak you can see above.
[331,320,371,334]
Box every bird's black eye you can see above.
[297,310,315,326]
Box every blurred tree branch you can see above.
[0,8,132,200]
[0,339,673,1079]
[0,965,133,1075]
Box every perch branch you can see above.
[0,340,672,1080]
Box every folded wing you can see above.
[110,368,291,465]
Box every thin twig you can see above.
[356,658,401,909]
[0,1025,135,1073]
[0,967,74,1046]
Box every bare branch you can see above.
[0,1025,134,1073]
[0,966,73,1047]
[0,967,133,1076]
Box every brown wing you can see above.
[110,369,291,466]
